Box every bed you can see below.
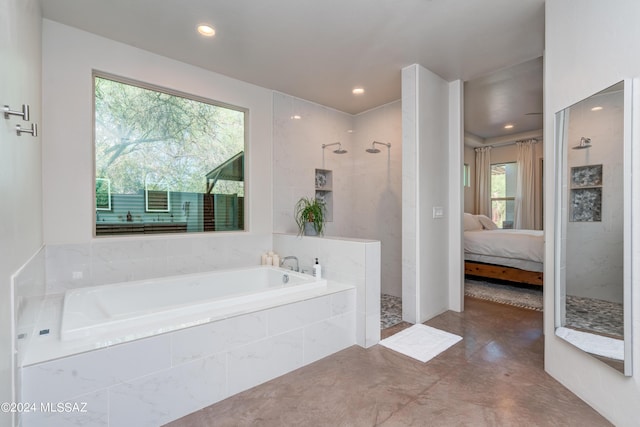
[464,213,544,286]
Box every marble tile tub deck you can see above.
[167,297,611,427]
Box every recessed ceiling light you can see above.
[290,115,301,120]
[352,87,365,95]
[197,25,216,37]
[591,106,603,111]
[504,124,514,129]
[346,129,354,133]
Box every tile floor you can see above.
[165,297,611,427]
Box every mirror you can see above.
[554,81,632,375]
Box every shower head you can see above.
[322,142,347,154]
[572,137,592,150]
[366,141,391,154]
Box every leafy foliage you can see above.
[94,76,245,196]
[294,197,326,236]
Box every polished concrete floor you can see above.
[166,297,611,427]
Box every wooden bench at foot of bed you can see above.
[464,261,543,286]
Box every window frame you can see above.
[490,161,517,228]
[92,70,249,236]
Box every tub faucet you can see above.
[280,256,299,272]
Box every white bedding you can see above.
[464,229,544,270]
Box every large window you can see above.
[94,74,246,236]
[490,162,517,228]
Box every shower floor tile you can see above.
[565,295,623,338]
[380,294,402,329]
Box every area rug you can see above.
[379,324,462,363]
[465,279,543,311]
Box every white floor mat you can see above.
[379,324,462,363]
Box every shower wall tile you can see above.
[272,92,355,236]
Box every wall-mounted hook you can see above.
[4,104,30,121]
[16,123,37,137]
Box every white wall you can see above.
[402,64,461,323]
[0,1,42,425]
[352,102,402,297]
[273,93,402,297]
[42,20,273,244]
[545,1,640,425]
[565,90,624,303]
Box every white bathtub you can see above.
[61,266,326,341]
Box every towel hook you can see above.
[3,104,30,121]
[16,123,37,137]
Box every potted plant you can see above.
[294,196,325,236]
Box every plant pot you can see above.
[304,222,318,236]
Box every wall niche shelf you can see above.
[315,169,333,222]
[569,164,602,222]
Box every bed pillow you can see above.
[475,214,498,230]
[463,213,483,231]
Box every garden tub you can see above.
[60,265,326,341]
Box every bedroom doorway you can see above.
[462,57,544,312]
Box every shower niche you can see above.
[569,164,603,222]
[315,169,333,222]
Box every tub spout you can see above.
[280,256,299,272]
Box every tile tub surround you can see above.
[44,233,272,294]
[273,233,381,348]
[20,288,356,427]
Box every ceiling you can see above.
[41,0,545,137]
[465,57,543,143]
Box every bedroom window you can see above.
[94,73,247,236]
[490,162,517,228]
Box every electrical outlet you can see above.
[72,271,83,280]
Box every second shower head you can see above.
[366,141,391,153]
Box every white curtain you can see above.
[514,139,537,229]
[474,146,492,216]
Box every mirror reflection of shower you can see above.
[573,136,592,150]
[366,141,391,153]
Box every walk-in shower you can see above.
[366,141,391,153]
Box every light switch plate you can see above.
[433,206,444,219]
